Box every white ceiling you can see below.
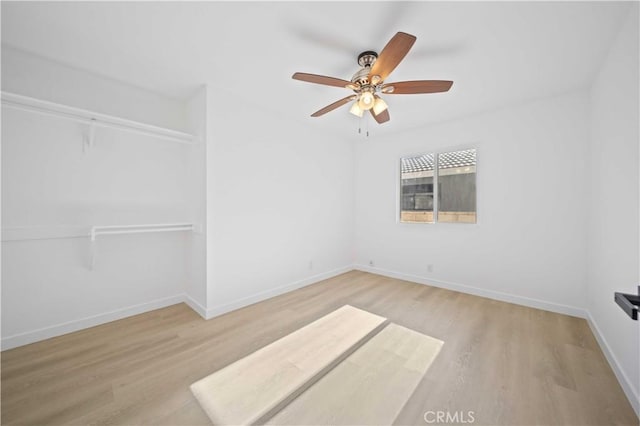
[1,1,632,135]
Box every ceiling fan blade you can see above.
[370,107,390,124]
[369,32,416,82]
[311,95,357,117]
[382,80,453,94]
[292,72,352,88]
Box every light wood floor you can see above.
[2,271,637,425]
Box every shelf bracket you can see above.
[83,119,97,153]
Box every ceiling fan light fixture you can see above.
[349,102,364,117]
[357,91,375,110]
[372,97,388,115]
[291,32,453,125]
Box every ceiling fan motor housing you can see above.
[351,68,370,86]
[352,51,379,87]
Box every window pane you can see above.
[437,149,476,223]
[400,153,435,223]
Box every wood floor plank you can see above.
[1,270,637,425]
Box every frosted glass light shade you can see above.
[372,97,388,115]
[349,102,364,117]
[357,91,375,110]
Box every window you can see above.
[400,153,435,223]
[400,149,476,224]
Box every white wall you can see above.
[205,88,354,317]
[184,86,209,316]
[587,5,639,414]
[1,49,195,349]
[354,90,590,316]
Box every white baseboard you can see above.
[205,265,353,319]
[1,294,185,350]
[184,295,208,319]
[586,313,640,417]
[354,264,588,319]
[1,266,352,350]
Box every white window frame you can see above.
[397,147,478,225]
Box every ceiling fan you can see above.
[292,32,453,124]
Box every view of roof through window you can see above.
[401,149,476,173]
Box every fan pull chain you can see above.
[366,113,370,137]
[356,115,370,138]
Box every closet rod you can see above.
[90,223,195,239]
[89,223,195,269]
[91,223,195,231]
[1,91,195,144]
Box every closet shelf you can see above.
[1,91,195,145]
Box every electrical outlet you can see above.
[309,260,313,270]
[369,260,375,267]
[427,264,434,273]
